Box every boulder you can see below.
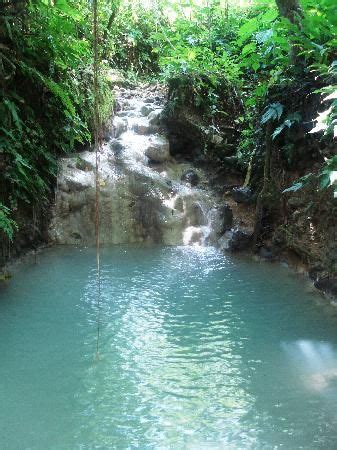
[140,105,155,117]
[232,187,253,204]
[106,69,125,87]
[207,204,233,240]
[218,203,233,232]
[219,229,252,252]
[259,246,273,260]
[211,134,223,145]
[287,196,306,208]
[314,276,337,298]
[148,109,163,126]
[181,169,199,187]
[187,202,207,226]
[132,120,157,135]
[113,116,127,138]
[110,139,125,156]
[145,136,170,163]
[102,129,112,142]
[228,229,252,251]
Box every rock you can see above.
[219,229,252,252]
[187,202,207,226]
[229,229,252,251]
[49,88,220,248]
[208,204,233,240]
[132,120,157,135]
[259,246,273,260]
[102,129,112,142]
[0,271,11,281]
[145,136,170,163]
[218,203,233,232]
[70,232,82,240]
[66,176,92,192]
[287,196,306,208]
[106,69,125,87]
[181,169,199,187]
[184,227,205,245]
[211,134,223,145]
[113,116,127,138]
[217,232,231,251]
[314,276,337,298]
[144,97,155,103]
[140,105,154,117]
[110,139,124,156]
[232,187,253,204]
[118,110,136,118]
[75,158,93,172]
[148,109,163,126]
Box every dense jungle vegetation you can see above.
[0,0,336,244]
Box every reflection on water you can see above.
[1,246,337,448]
[283,340,337,393]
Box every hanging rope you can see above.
[93,0,102,360]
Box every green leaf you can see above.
[3,100,22,134]
[282,182,304,193]
[242,42,256,57]
[261,102,284,124]
[0,203,18,241]
[282,174,313,193]
[260,9,279,24]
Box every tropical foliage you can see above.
[1,0,336,240]
[0,0,113,239]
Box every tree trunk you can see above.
[275,0,303,24]
[102,1,120,60]
[275,0,304,66]
[253,122,273,249]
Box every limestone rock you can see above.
[50,86,221,248]
[287,196,306,208]
[218,204,233,233]
[218,229,253,252]
[110,139,125,156]
[145,135,170,163]
[259,246,273,260]
[140,105,155,117]
[113,116,127,138]
[228,229,253,251]
[232,187,253,204]
[181,169,199,187]
[314,276,337,298]
[132,119,158,135]
[187,202,207,226]
[148,109,163,126]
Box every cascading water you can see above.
[49,84,222,247]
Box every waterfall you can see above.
[49,84,222,247]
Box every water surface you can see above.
[1,246,337,449]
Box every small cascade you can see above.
[49,84,222,247]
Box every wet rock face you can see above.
[148,110,162,126]
[181,169,199,187]
[232,187,253,204]
[49,84,219,247]
[218,229,253,252]
[145,135,170,163]
[217,204,233,233]
[313,276,337,298]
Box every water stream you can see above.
[1,246,337,448]
[49,86,220,247]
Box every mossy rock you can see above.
[0,271,12,281]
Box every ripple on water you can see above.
[1,245,337,448]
